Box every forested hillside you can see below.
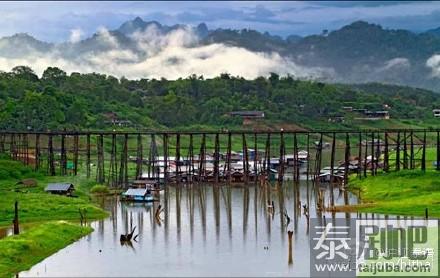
[1,66,440,131]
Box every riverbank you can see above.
[0,221,93,277]
[347,170,440,217]
[0,157,108,276]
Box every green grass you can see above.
[0,221,93,277]
[349,170,440,217]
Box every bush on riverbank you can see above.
[349,170,440,217]
[90,184,110,195]
[0,221,92,277]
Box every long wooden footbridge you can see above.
[0,129,438,187]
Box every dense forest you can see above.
[1,66,440,131]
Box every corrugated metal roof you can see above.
[123,188,149,196]
[45,183,74,192]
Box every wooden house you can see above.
[45,183,75,196]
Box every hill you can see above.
[1,66,440,131]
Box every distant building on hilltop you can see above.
[228,111,265,125]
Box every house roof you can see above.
[123,188,149,197]
[45,183,74,192]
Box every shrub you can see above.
[90,185,110,195]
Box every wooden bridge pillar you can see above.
[48,134,55,176]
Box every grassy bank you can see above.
[0,157,108,227]
[348,170,440,217]
[0,221,92,277]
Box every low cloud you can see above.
[426,54,440,78]
[0,25,334,80]
[69,28,84,43]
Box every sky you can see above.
[1,1,440,42]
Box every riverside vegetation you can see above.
[0,155,107,277]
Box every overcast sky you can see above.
[1,1,440,42]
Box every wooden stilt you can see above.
[396,132,401,171]
[86,134,91,178]
[384,132,389,172]
[74,134,79,176]
[422,130,426,171]
[135,134,143,179]
[35,133,40,171]
[48,134,55,176]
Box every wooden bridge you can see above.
[0,129,438,189]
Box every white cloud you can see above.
[69,28,84,43]
[0,27,334,80]
[426,54,440,78]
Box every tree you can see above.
[42,67,67,85]
[11,66,38,82]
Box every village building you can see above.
[44,183,75,196]
[228,111,265,125]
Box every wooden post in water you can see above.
[344,133,350,185]
[278,131,285,185]
[74,134,79,176]
[86,134,91,178]
[422,130,426,171]
[189,134,194,183]
[163,134,169,184]
[108,133,118,187]
[396,132,401,171]
[384,132,389,172]
[48,134,55,176]
[214,133,220,184]
[293,133,299,182]
[176,133,181,186]
[97,134,105,183]
[13,201,19,235]
[119,134,129,188]
[135,134,143,179]
[265,133,271,177]
[226,132,232,183]
[253,133,258,184]
[329,132,336,207]
[242,133,249,184]
[358,132,362,179]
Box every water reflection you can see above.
[20,181,361,277]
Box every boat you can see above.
[121,188,154,202]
